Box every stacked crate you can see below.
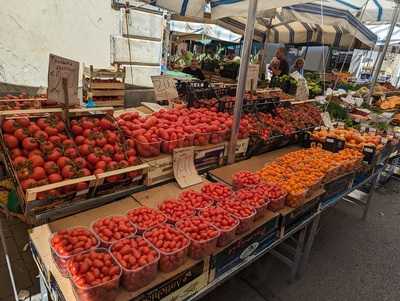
[82,65,126,107]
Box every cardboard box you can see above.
[279,189,324,237]
[29,196,209,301]
[208,211,280,282]
[143,154,174,186]
[194,143,226,172]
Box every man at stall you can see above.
[182,59,205,80]
[269,47,289,78]
[290,58,305,76]
[179,48,193,67]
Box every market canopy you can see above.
[146,0,313,19]
[367,23,400,46]
[280,3,377,47]
[169,20,242,43]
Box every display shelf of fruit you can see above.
[311,128,385,151]
[377,95,400,111]
[68,109,146,196]
[0,93,46,111]
[258,147,363,207]
[0,111,96,207]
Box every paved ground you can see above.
[0,179,399,301]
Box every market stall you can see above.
[2,1,400,301]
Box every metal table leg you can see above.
[291,225,307,281]
[298,213,321,278]
[362,173,379,220]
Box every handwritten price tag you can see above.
[48,54,79,106]
[151,75,178,101]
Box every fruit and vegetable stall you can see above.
[1,90,392,301]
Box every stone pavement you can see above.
[0,217,39,301]
[0,179,399,301]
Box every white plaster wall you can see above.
[0,0,119,87]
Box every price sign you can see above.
[324,136,345,153]
[245,64,259,91]
[321,112,333,128]
[337,121,345,129]
[151,75,178,101]
[173,147,203,188]
[48,54,79,106]
[362,145,376,164]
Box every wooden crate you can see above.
[0,109,97,216]
[82,64,126,107]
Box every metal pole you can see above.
[367,1,400,105]
[259,21,272,79]
[227,0,258,164]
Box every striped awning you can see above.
[147,0,314,19]
[280,3,377,47]
[170,20,242,43]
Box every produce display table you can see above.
[209,145,301,185]
[28,136,397,301]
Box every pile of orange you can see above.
[258,147,363,207]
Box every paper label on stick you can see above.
[151,75,179,101]
[48,54,79,106]
[321,112,333,128]
[245,64,259,91]
[173,147,203,188]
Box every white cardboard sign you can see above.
[245,64,259,91]
[47,54,79,106]
[173,147,203,188]
[151,75,179,101]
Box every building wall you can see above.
[0,0,119,87]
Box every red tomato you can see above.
[178,190,213,210]
[92,216,136,246]
[127,207,166,232]
[158,199,195,223]
[4,134,19,149]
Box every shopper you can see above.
[290,58,305,76]
[269,47,289,78]
[183,59,205,80]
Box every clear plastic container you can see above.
[232,173,261,191]
[253,200,270,220]
[68,249,122,301]
[135,139,161,158]
[209,130,227,144]
[178,190,214,211]
[199,207,240,248]
[110,237,160,291]
[219,202,257,235]
[158,199,196,224]
[160,137,185,154]
[201,183,233,204]
[268,195,287,211]
[50,227,99,277]
[90,216,137,248]
[194,132,210,146]
[182,134,195,147]
[233,211,256,235]
[286,189,307,208]
[143,226,190,273]
[176,220,220,260]
[126,208,167,235]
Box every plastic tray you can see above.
[176,218,220,260]
[253,200,270,220]
[219,202,256,235]
[209,130,227,144]
[91,216,137,248]
[286,189,307,208]
[110,237,160,292]
[178,190,214,211]
[135,138,161,158]
[126,207,167,234]
[199,207,239,247]
[268,194,287,211]
[50,227,99,277]
[201,183,233,203]
[68,249,122,301]
[158,199,196,224]
[160,136,185,154]
[143,225,190,273]
[194,131,210,146]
